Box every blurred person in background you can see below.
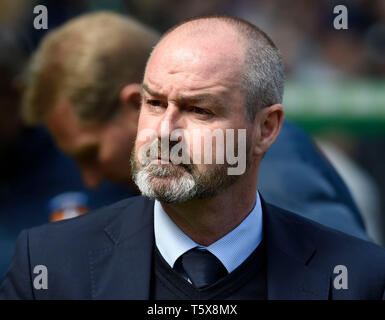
[21,11,367,242]
[22,12,160,190]
[0,25,132,283]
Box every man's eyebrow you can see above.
[178,93,223,106]
[143,83,224,108]
[142,83,166,99]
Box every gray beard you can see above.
[132,161,239,204]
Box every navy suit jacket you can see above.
[1,196,384,300]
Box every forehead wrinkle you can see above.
[144,28,246,109]
[143,78,233,105]
[148,33,245,85]
[145,68,240,95]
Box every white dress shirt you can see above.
[154,192,263,274]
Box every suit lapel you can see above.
[87,195,331,299]
[266,246,330,299]
[262,198,330,299]
[88,197,155,299]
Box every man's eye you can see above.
[189,106,212,116]
[147,99,163,107]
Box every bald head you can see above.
[147,15,284,121]
[148,21,244,98]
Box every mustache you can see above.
[142,138,193,172]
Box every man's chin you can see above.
[148,173,187,185]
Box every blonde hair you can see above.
[23,11,160,124]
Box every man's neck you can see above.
[160,167,259,246]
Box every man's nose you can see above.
[155,103,183,138]
[79,165,104,189]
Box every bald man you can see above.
[23,11,367,240]
[1,15,384,300]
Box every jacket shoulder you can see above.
[266,202,385,269]
[0,196,149,299]
[26,196,145,251]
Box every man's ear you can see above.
[253,104,284,156]
[119,83,142,111]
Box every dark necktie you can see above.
[175,248,228,288]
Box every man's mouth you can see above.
[157,156,170,162]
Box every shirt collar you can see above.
[154,193,263,273]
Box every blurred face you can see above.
[45,97,138,189]
[131,28,255,203]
